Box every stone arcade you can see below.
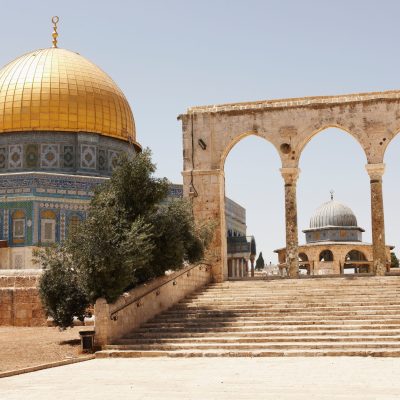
[179,92,399,281]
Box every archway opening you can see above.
[224,134,283,278]
[298,127,370,276]
[319,249,334,262]
[383,133,400,271]
[298,252,310,275]
[343,250,369,274]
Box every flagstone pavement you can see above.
[1,357,400,400]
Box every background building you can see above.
[275,196,393,275]
[168,185,256,278]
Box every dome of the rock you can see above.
[0,47,140,150]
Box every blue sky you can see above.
[1,0,400,261]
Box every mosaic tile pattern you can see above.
[9,145,22,169]
[81,145,96,169]
[98,149,107,171]
[0,147,6,169]
[41,144,60,168]
[25,144,39,168]
[63,145,74,168]
[108,150,119,171]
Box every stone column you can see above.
[365,163,387,275]
[250,255,255,277]
[231,259,236,278]
[280,167,300,278]
[182,169,227,282]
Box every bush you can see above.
[36,149,213,327]
[36,246,89,329]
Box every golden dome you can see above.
[0,47,140,148]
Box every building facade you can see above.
[168,185,255,278]
[0,32,140,271]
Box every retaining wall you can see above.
[0,273,47,326]
[94,264,212,347]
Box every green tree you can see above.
[37,149,212,329]
[36,246,89,328]
[255,252,265,270]
[391,252,399,268]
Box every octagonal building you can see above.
[275,195,393,275]
[0,35,140,270]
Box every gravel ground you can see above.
[0,326,92,372]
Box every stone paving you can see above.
[1,357,400,399]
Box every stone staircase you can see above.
[96,276,400,357]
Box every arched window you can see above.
[299,252,310,275]
[68,214,82,237]
[344,250,369,274]
[40,210,57,243]
[319,250,334,262]
[12,210,26,244]
[345,250,367,262]
[299,253,309,262]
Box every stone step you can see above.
[103,341,400,351]
[208,277,400,284]
[142,317,400,328]
[160,307,400,317]
[126,328,400,339]
[137,321,400,332]
[201,290,400,295]
[150,312,400,323]
[95,348,400,358]
[179,299,400,305]
[165,306,400,314]
[114,335,400,344]
[183,297,400,303]
[103,277,400,358]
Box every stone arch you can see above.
[344,249,369,274]
[381,125,400,161]
[297,125,368,163]
[299,252,309,262]
[319,249,334,262]
[298,252,310,275]
[345,249,367,261]
[222,132,284,280]
[219,130,282,171]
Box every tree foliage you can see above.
[37,149,212,329]
[35,246,89,328]
[391,252,399,269]
[255,252,265,270]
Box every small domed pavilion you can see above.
[275,193,393,275]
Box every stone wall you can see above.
[0,273,46,326]
[94,264,212,347]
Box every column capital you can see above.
[280,167,301,185]
[365,163,385,180]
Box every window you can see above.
[12,210,26,244]
[68,215,81,237]
[13,219,25,238]
[40,210,57,243]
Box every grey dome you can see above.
[309,200,358,229]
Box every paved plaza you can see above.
[1,357,400,399]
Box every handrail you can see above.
[109,263,211,320]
